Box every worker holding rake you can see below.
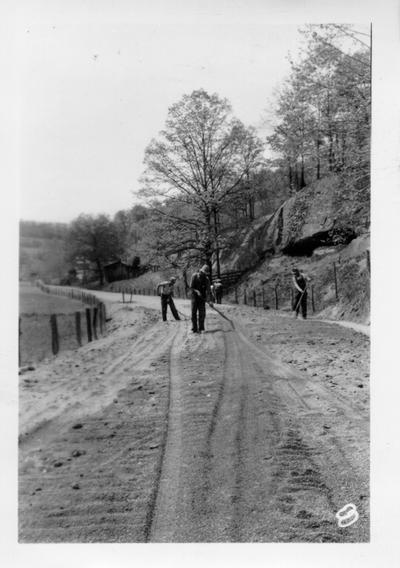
[190,264,214,333]
[156,276,181,322]
[292,267,310,320]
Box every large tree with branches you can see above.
[139,89,264,277]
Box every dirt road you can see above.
[19,291,369,542]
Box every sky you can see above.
[16,1,315,223]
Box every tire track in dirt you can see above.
[146,313,287,541]
[201,323,248,541]
[226,316,369,541]
[19,321,177,447]
[146,321,189,542]
[154,307,369,542]
[20,295,368,542]
[19,318,183,542]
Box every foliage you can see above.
[65,214,123,285]
[267,24,370,192]
[139,89,265,276]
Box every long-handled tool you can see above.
[176,308,190,321]
[293,287,307,317]
[207,303,235,330]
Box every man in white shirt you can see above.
[156,276,181,321]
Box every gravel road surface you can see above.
[19,290,369,542]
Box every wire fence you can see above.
[19,282,108,367]
[114,251,370,317]
[23,251,368,364]
[36,279,101,306]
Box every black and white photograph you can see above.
[3,0,400,565]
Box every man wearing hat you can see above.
[156,276,181,322]
[292,267,310,319]
[190,264,213,333]
[211,278,223,304]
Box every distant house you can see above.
[103,259,133,283]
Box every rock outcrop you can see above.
[222,175,369,272]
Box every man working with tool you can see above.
[156,276,181,322]
[292,267,311,319]
[190,264,213,333]
[211,279,223,304]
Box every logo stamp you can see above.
[335,503,359,528]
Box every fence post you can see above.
[103,303,107,328]
[366,250,370,274]
[244,290,247,305]
[50,314,59,355]
[99,304,104,335]
[253,289,257,307]
[333,262,339,300]
[122,290,125,303]
[274,285,279,310]
[19,317,21,366]
[75,312,82,346]
[311,285,315,314]
[93,307,98,340]
[100,303,106,332]
[86,308,93,342]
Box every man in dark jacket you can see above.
[212,279,223,304]
[156,276,181,322]
[292,268,310,319]
[190,265,213,333]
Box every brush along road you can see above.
[19,289,369,543]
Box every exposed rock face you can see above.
[222,175,369,272]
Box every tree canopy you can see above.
[139,89,265,276]
[66,214,123,286]
[267,24,370,192]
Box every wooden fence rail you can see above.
[36,280,101,306]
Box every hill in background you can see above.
[19,221,69,282]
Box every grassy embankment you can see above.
[19,283,88,366]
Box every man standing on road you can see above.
[211,279,223,304]
[156,276,181,322]
[292,268,310,319]
[190,265,213,333]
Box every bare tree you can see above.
[139,89,264,277]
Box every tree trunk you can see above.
[96,259,104,287]
[340,131,346,171]
[300,155,306,189]
[327,92,334,172]
[316,133,321,180]
[294,164,300,192]
[248,196,255,220]
[213,208,221,278]
[204,209,213,281]
[287,158,292,191]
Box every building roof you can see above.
[103,259,127,268]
